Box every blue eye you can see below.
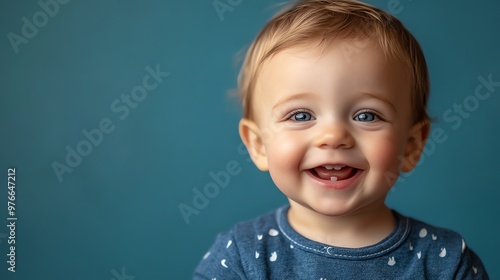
[354,112,377,122]
[290,111,314,121]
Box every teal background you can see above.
[1,0,499,279]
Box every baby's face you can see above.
[241,38,427,217]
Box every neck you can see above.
[287,201,396,248]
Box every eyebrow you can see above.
[359,92,398,113]
[272,92,314,110]
[271,91,398,113]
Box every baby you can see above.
[194,0,488,278]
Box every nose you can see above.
[313,120,354,150]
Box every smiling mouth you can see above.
[309,165,358,181]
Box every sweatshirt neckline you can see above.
[275,205,410,260]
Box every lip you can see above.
[305,167,364,190]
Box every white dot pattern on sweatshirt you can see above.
[415,227,453,260]
[201,210,482,278]
[269,229,279,236]
[439,248,447,258]
[269,251,277,262]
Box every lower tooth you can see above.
[330,176,338,181]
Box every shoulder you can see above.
[406,214,464,247]
[403,213,466,260]
[193,207,283,279]
[400,213,489,278]
[232,208,281,240]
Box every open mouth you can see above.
[309,165,358,181]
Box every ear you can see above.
[401,120,430,172]
[239,118,269,171]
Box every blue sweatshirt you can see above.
[194,206,488,279]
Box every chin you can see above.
[313,206,360,217]
[295,199,363,218]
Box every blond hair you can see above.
[238,0,429,123]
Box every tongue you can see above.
[313,166,356,181]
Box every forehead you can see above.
[252,39,411,116]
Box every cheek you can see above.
[363,134,404,172]
[266,133,304,170]
[265,132,305,184]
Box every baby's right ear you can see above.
[239,118,269,171]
